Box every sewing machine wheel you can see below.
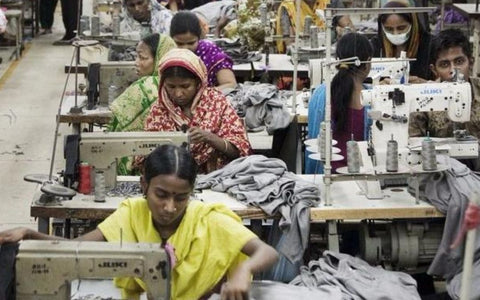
[41,182,76,198]
[24,174,58,184]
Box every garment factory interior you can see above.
[1,0,480,299]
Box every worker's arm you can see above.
[221,238,278,300]
[216,68,237,91]
[0,227,106,244]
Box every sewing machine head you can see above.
[77,131,189,190]
[361,81,473,165]
[15,240,170,300]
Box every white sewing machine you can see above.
[78,131,189,189]
[361,81,474,166]
[15,240,170,300]
[309,56,410,87]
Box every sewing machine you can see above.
[15,240,170,300]
[64,131,189,190]
[309,56,410,87]
[361,81,474,166]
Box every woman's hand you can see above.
[0,227,29,244]
[188,127,213,144]
[220,264,251,300]
[408,76,428,84]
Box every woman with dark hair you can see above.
[305,33,373,173]
[0,144,278,299]
[170,11,237,90]
[370,0,433,82]
[145,48,251,173]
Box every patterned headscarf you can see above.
[157,48,208,122]
[152,34,177,76]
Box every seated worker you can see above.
[108,33,175,175]
[305,33,373,173]
[191,0,237,37]
[170,11,237,91]
[276,0,329,53]
[0,144,279,299]
[121,0,173,39]
[144,48,252,173]
[370,1,433,83]
[409,29,480,139]
[108,33,176,132]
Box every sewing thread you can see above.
[346,135,360,173]
[112,15,120,37]
[259,3,268,27]
[422,136,437,171]
[386,135,398,172]
[94,170,106,202]
[78,162,91,194]
[318,122,327,160]
[310,26,319,48]
[304,16,313,36]
[91,16,100,36]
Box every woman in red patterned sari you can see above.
[145,48,252,173]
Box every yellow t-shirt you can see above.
[98,198,257,300]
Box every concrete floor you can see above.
[0,10,76,232]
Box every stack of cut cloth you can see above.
[407,155,480,299]
[213,38,262,64]
[226,82,292,134]
[195,155,320,264]
[290,251,421,300]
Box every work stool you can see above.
[3,9,22,60]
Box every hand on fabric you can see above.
[220,264,251,300]
[188,127,214,144]
[0,227,28,244]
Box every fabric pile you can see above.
[195,155,320,264]
[212,38,262,64]
[407,155,480,299]
[208,280,343,300]
[290,251,421,300]
[227,82,292,134]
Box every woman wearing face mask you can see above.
[305,33,373,173]
[370,1,433,83]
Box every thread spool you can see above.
[422,136,437,171]
[79,16,90,35]
[346,135,360,173]
[112,15,120,37]
[318,122,327,160]
[259,3,268,27]
[310,26,319,48]
[91,16,100,36]
[386,135,398,172]
[304,16,312,36]
[78,162,91,194]
[94,170,106,202]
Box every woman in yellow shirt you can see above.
[0,145,278,299]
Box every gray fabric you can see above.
[227,82,292,134]
[196,155,320,264]
[291,251,421,300]
[407,155,480,282]
[208,280,343,300]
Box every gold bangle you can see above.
[223,139,229,153]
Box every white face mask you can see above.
[383,25,411,46]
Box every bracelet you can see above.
[223,139,229,153]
